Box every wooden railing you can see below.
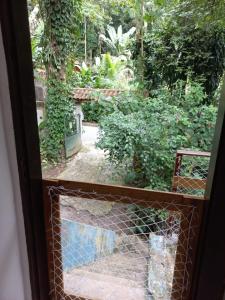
[43,179,206,300]
[172,150,211,195]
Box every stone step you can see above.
[64,269,147,300]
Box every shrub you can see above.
[97,81,217,190]
[82,91,144,123]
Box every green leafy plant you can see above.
[40,0,82,79]
[40,80,74,161]
[29,5,44,68]
[75,0,136,61]
[82,91,143,122]
[99,25,136,56]
[141,15,225,101]
[97,81,217,190]
[70,53,134,89]
[37,0,82,162]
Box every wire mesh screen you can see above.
[173,151,211,196]
[46,185,202,300]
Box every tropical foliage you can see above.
[97,81,217,189]
[39,0,82,79]
[70,53,133,89]
[99,25,136,56]
[27,0,224,191]
[82,91,142,122]
[142,14,225,101]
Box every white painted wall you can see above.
[37,107,44,125]
[0,26,32,300]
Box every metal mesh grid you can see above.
[173,152,210,196]
[47,186,200,300]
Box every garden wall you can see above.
[62,219,116,271]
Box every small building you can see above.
[34,86,123,158]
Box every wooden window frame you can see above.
[0,1,49,299]
[193,80,225,300]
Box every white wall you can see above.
[0,26,32,300]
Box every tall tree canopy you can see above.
[141,0,225,100]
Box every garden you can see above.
[28,1,225,299]
[28,0,225,192]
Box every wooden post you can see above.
[171,209,190,299]
[171,200,204,300]
[43,182,64,300]
[172,152,183,192]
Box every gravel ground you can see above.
[58,125,125,185]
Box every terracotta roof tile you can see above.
[73,88,123,101]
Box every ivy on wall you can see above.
[40,80,74,161]
[39,0,82,161]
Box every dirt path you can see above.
[58,124,125,185]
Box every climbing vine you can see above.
[39,0,82,161]
[40,0,82,78]
[40,80,74,161]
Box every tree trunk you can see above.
[84,16,87,64]
[135,0,145,83]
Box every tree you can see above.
[133,0,145,83]
[28,3,44,69]
[81,0,109,61]
[140,0,225,101]
[174,0,225,28]
[76,0,136,62]
[37,0,83,161]
[39,0,82,79]
[144,24,225,99]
